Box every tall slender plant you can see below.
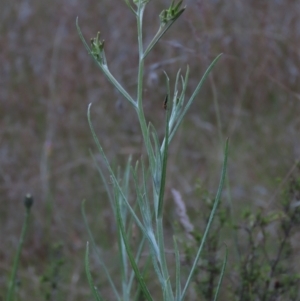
[77,0,228,300]
[6,194,34,301]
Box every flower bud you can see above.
[24,194,34,210]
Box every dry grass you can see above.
[1,0,300,299]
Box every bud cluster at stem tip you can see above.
[90,32,105,62]
[159,0,185,26]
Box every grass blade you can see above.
[173,235,181,301]
[169,54,223,143]
[213,244,228,301]
[81,200,120,300]
[157,100,170,219]
[87,103,145,234]
[114,182,154,301]
[155,106,173,300]
[85,242,105,301]
[89,150,114,208]
[181,139,229,300]
[130,164,163,285]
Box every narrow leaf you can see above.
[213,244,228,301]
[143,8,186,60]
[157,102,170,219]
[181,139,229,299]
[87,104,145,234]
[76,18,137,108]
[89,150,114,208]
[85,242,105,301]
[115,186,154,301]
[82,201,120,300]
[173,236,181,301]
[169,54,223,143]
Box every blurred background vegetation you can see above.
[1,0,300,299]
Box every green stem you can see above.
[137,2,145,110]
[136,3,148,146]
[157,217,173,300]
[135,2,156,180]
[6,206,32,301]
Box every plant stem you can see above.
[6,204,32,301]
